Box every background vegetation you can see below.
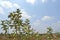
[0,9,60,40]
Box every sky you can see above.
[0,0,60,33]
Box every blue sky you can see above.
[0,0,60,33]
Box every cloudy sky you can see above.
[0,0,60,33]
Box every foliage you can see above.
[0,9,58,40]
[47,27,53,40]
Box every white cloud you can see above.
[51,21,60,32]
[0,7,4,14]
[0,0,31,19]
[33,20,41,26]
[21,9,31,19]
[0,1,20,9]
[53,21,60,27]
[0,0,20,14]
[32,19,48,33]
[0,1,13,8]
[26,0,36,5]
[41,16,53,21]
[41,0,47,3]
[13,3,20,9]
[41,0,56,3]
